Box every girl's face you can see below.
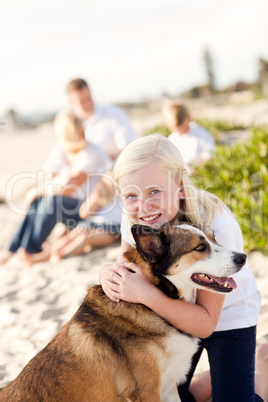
[119,164,183,229]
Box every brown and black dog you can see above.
[0,221,246,402]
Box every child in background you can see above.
[99,134,267,402]
[0,110,111,265]
[162,102,215,174]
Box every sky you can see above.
[1,0,268,115]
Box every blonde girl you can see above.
[0,110,111,265]
[99,134,267,402]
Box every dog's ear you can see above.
[131,224,169,264]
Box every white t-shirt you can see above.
[121,208,261,332]
[83,104,138,157]
[43,143,112,201]
[86,198,123,226]
[212,210,261,331]
[168,122,215,173]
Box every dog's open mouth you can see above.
[191,273,237,293]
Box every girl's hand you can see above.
[99,261,154,304]
[99,262,126,302]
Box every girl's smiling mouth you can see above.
[139,214,161,223]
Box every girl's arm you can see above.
[101,259,225,338]
[44,171,88,197]
[26,171,88,202]
[79,176,114,219]
[138,275,225,338]
[59,171,88,197]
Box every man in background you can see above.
[66,78,138,161]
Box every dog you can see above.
[0,221,246,401]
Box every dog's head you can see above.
[126,221,246,300]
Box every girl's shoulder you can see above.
[211,207,239,229]
[211,208,244,251]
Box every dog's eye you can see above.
[195,244,207,252]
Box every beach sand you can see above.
[0,100,267,387]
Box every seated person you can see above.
[162,102,215,174]
[0,110,111,265]
[20,172,122,265]
[66,78,139,161]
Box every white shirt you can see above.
[87,198,123,226]
[121,208,261,332]
[83,104,138,157]
[212,210,261,331]
[168,122,215,173]
[43,143,112,201]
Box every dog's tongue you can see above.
[209,275,237,289]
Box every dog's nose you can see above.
[233,252,247,266]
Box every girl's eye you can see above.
[194,244,207,252]
[125,194,137,200]
[151,189,160,195]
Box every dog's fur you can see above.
[0,221,246,402]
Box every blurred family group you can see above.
[2,79,268,402]
[1,78,215,266]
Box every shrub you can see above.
[195,119,245,144]
[192,126,268,252]
[144,125,171,137]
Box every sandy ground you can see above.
[0,99,267,388]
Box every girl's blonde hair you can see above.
[113,134,226,228]
[54,110,87,152]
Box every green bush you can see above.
[192,126,268,252]
[195,119,245,144]
[144,125,171,137]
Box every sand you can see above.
[0,99,267,388]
